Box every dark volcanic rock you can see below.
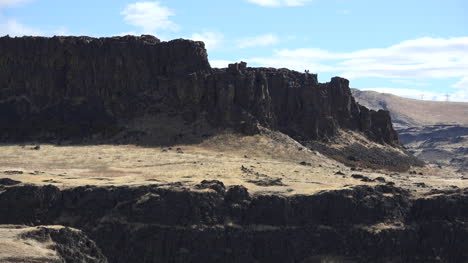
[21,226,108,263]
[225,185,250,203]
[351,174,374,182]
[0,184,466,262]
[195,180,226,194]
[3,170,23,175]
[311,141,423,169]
[0,178,21,185]
[0,184,61,224]
[0,35,210,141]
[398,125,468,175]
[0,35,399,146]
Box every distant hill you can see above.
[352,89,468,175]
[351,89,468,129]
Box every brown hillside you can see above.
[351,89,468,128]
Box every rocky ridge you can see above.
[0,35,398,147]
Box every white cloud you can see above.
[0,0,68,37]
[121,1,178,34]
[191,31,224,50]
[246,0,313,7]
[51,26,68,36]
[191,33,278,51]
[240,37,468,102]
[243,37,468,80]
[0,0,37,36]
[0,0,31,8]
[339,37,468,79]
[450,76,468,102]
[453,76,468,90]
[237,34,278,48]
[0,19,41,36]
[0,18,68,37]
[362,87,468,102]
[116,31,138,36]
[452,89,468,102]
[210,59,236,68]
[390,79,430,87]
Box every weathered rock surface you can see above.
[0,183,466,262]
[0,225,107,263]
[399,125,468,175]
[0,35,399,146]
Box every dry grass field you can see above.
[1,130,466,196]
[0,225,63,262]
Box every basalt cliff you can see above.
[0,183,466,263]
[0,35,398,146]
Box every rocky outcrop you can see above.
[20,226,108,263]
[0,35,399,146]
[0,225,107,263]
[0,183,466,262]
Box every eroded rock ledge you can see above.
[0,183,466,262]
[0,225,107,263]
[0,35,398,146]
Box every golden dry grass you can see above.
[0,131,466,196]
[0,225,65,262]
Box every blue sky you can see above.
[1,0,467,102]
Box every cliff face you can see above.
[0,183,466,262]
[0,35,210,139]
[0,35,399,146]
